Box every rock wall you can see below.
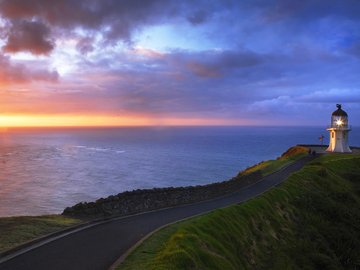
[62,170,262,218]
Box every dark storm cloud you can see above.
[1,0,360,53]
[0,0,223,54]
[0,53,58,84]
[187,10,209,25]
[3,20,54,55]
[0,0,158,28]
[1,0,359,55]
[0,0,181,49]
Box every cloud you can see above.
[0,0,182,48]
[63,43,360,118]
[132,47,165,59]
[1,0,360,56]
[165,50,263,78]
[186,61,220,78]
[187,10,209,25]
[1,0,360,125]
[297,89,360,103]
[76,37,95,54]
[261,0,360,22]
[0,0,229,55]
[2,20,54,55]
[0,54,58,84]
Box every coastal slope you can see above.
[0,147,313,270]
[120,153,360,270]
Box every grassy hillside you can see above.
[0,215,82,253]
[240,145,308,176]
[120,153,360,270]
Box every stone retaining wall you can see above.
[62,170,262,218]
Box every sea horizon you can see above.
[1,126,360,217]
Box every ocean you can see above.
[0,126,359,217]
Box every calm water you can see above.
[0,126,359,217]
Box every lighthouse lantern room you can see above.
[326,104,352,153]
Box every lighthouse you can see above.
[326,104,352,153]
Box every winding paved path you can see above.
[0,155,316,270]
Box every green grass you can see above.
[241,146,308,176]
[119,153,360,270]
[0,215,82,253]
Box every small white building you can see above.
[326,104,352,153]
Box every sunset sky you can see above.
[0,0,360,126]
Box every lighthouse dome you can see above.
[332,104,348,117]
[330,104,349,128]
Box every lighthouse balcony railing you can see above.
[326,125,352,130]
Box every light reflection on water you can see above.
[0,126,359,216]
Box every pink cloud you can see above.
[0,54,58,84]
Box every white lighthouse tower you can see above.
[326,104,352,153]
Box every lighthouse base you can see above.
[326,145,352,153]
[326,128,352,153]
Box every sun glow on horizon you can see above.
[0,115,151,127]
[0,114,256,127]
